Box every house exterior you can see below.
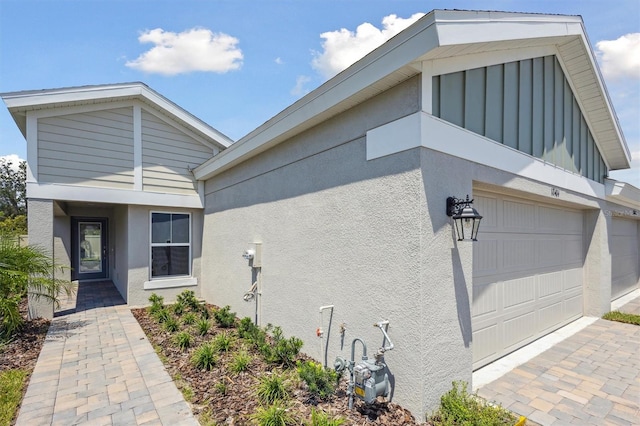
[3,10,639,419]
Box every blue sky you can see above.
[1,0,638,186]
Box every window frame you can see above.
[149,211,192,280]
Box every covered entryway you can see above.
[71,217,108,280]
[471,191,584,369]
[611,217,640,300]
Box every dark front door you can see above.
[72,218,108,280]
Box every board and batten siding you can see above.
[141,111,212,195]
[37,107,135,189]
[432,55,607,184]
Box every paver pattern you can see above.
[16,281,198,426]
[478,297,640,425]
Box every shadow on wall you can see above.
[451,247,472,348]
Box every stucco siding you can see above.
[38,107,134,188]
[141,110,211,195]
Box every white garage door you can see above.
[472,192,584,369]
[611,218,640,300]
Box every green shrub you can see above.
[174,331,193,350]
[215,381,228,395]
[163,316,180,333]
[213,305,237,328]
[182,312,197,326]
[297,360,338,400]
[148,293,164,314]
[230,351,252,374]
[251,402,297,426]
[197,318,211,336]
[152,308,170,324]
[257,372,290,404]
[172,302,184,316]
[264,326,303,367]
[191,343,218,371]
[0,233,72,337]
[307,408,345,426]
[428,381,516,426]
[238,317,268,348]
[603,310,640,326]
[212,332,233,353]
[176,290,200,311]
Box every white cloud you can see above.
[126,28,243,75]
[596,33,640,80]
[311,13,425,79]
[291,75,311,97]
[275,57,284,65]
[0,154,24,172]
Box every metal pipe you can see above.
[348,338,368,409]
[375,320,394,352]
[318,305,334,368]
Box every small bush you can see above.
[191,343,218,371]
[213,305,237,328]
[177,290,200,311]
[230,351,252,374]
[257,372,290,404]
[148,293,164,314]
[152,308,171,324]
[251,402,297,426]
[265,326,303,367]
[172,302,184,316]
[603,310,640,326]
[238,317,268,348]
[215,381,228,395]
[197,318,211,336]
[163,316,180,333]
[428,381,516,426]
[308,408,345,426]
[174,331,193,351]
[182,312,197,326]
[212,332,233,353]
[297,360,338,400]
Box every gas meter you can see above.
[334,320,394,409]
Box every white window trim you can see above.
[149,211,192,281]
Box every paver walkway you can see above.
[16,281,198,426]
[477,293,640,425]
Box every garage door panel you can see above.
[503,239,536,271]
[538,272,563,298]
[537,301,564,331]
[503,311,536,348]
[473,192,584,369]
[473,239,498,276]
[503,200,536,231]
[472,282,498,317]
[475,196,498,230]
[503,276,535,309]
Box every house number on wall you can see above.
[551,187,560,197]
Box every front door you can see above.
[72,218,108,280]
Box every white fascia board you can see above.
[27,183,204,209]
[194,14,440,181]
[366,112,606,199]
[605,179,640,210]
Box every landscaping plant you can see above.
[174,331,193,350]
[229,351,252,374]
[196,318,211,336]
[213,305,237,328]
[297,360,338,400]
[256,372,290,404]
[191,342,218,371]
[0,232,72,337]
[307,408,345,426]
[251,401,297,426]
[428,381,516,426]
[602,310,640,326]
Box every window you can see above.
[150,212,191,278]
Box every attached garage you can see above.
[471,191,584,369]
[611,217,640,300]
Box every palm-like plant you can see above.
[0,233,72,337]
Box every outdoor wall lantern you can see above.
[446,195,482,241]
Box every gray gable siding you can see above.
[38,107,135,188]
[432,55,607,184]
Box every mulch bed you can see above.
[0,298,50,372]
[132,305,428,425]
